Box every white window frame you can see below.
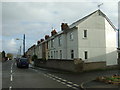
[83,30,87,38]
[71,50,74,59]
[84,51,88,60]
[70,32,73,40]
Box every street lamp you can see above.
[117,29,120,69]
[16,34,26,57]
[16,38,22,57]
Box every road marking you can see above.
[11,70,12,73]
[61,82,66,85]
[73,84,79,87]
[10,75,13,81]
[66,84,73,87]
[9,86,12,90]
[62,79,67,82]
[30,68,80,90]
[56,80,61,82]
[67,81,73,84]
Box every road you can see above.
[2,60,120,90]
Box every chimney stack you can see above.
[51,29,57,36]
[45,35,50,40]
[61,23,69,31]
[40,39,44,42]
[37,41,41,45]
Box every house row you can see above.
[26,10,118,66]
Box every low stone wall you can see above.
[34,59,77,72]
[34,59,107,72]
[83,61,106,71]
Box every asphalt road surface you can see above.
[2,60,120,90]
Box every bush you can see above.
[32,55,38,61]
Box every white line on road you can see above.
[11,70,12,73]
[61,82,66,85]
[30,68,80,90]
[66,84,73,87]
[73,83,80,87]
[9,86,12,90]
[56,80,61,82]
[62,79,67,82]
[10,75,13,81]
[67,81,73,84]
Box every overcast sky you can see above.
[1,0,119,54]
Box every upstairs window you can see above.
[70,32,73,40]
[51,39,54,47]
[58,36,62,46]
[83,30,87,38]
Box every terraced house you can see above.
[26,10,118,67]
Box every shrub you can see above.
[32,55,38,61]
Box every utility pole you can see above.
[20,46,21,56]
[23,34,25,57]
[118,29,120,69]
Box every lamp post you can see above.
[16,34,26,57]
[16,38,22,57]
[23,34,25,57]
[118,29,120,69]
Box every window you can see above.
[51,51,53,59]
[51,39,54,47]
[54,51,55,59]
[56,51,58,59]
[71,50,74,59]
[60,50,62,59]
[48,52,50,59]
[84,51,88,59]
[70,32,73,40]
[83,30,87,38]
[58,36,62,46]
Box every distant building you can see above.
[26,10,117,66]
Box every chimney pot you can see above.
[45,35,50,40]
[61,23,69,31]
[51,29,57,36]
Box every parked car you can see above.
[16,58,29,68]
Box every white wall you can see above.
[77,11,106,62]
[66,29,79,59]
[105,18,117,65]
[47,33,67,59]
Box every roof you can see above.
[69,9,117,30]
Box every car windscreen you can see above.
[20,59,28,62]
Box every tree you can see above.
[2,51,5,58]
[7,53,13,60]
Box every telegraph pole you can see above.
[20,46,21,56]
[23,34,25,57]
[118,29,120,69]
